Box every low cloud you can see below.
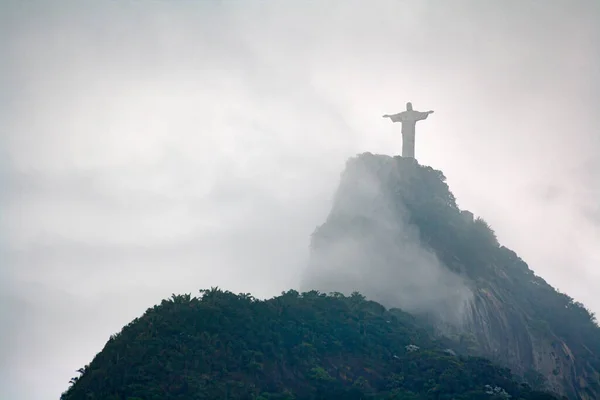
[301,156,473,326]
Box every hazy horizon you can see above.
[2,1,599,399]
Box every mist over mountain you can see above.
[60,152,599,400]
[304,153,600,399]
[302,154,474,327]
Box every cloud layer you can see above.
[302,155,474,326]
[2,1,599,399]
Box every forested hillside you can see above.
[305,153,600,399]
[61,289,561,399]
[61,153,599,400]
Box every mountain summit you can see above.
[304,153,600,399]
[60,153,598,400]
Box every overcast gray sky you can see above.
[2,1,599,399]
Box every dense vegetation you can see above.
[309,154,600,399]
[378,155,600,393]
[61,289,562,400]
[61,153,598,399]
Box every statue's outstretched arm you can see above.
[383,113,402,122]
[413,110,433,121]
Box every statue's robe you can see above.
[387,110,431,158]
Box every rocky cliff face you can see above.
[302,152,600,399]
[467,285,574,396]
[464,263,600,400]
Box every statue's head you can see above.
[406,102,413,111]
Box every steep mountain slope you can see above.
[303,153,600,400]
[61,289,561,400]
[60,152,597,400]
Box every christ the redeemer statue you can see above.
[383,102,434,159]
